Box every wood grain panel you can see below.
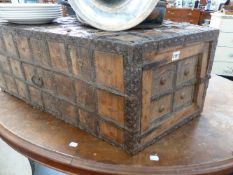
[95,51,124,92]
[97,90,124,125]
[100,122,124,144]
[2,32,17,57]
[69,46,93,81]
[15,36,32,61]
[28,85,43,107]
[150,94,172,122]
[48,41,69,73]
[0,73,6,89]
[0,54,11,73]
[30,38,50,67]
[176,56,198,87]
[10,59,24,79]
[152,63,175,97]
[199,43,210,78]
[142,105,198,144]
[141,69,153,131]
[144,42,205,64]
[15,79,28,100]
[173,86,195,111]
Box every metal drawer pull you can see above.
[159,105,165,113]
[160,77,167,85]
[31,75,44,88]
[180,93,185,100]
[184,69,190,76]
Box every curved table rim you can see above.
[1,125,233,175]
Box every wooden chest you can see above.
[165,8,201,24]
[0,18,219,155]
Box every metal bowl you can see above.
[68,0,159,31]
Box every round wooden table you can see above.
[0,75,233,175]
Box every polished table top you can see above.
[0,75,233,175]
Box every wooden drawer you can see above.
[151,63,175,98]
[212,61,233,76]
[214,46,233,62]
[141,43,209,131]
[173,85,195,111]
[176,56,198,87]
[217,32,233,47]
[150,94,172,123]
[166,8,200,24]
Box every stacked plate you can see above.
[0,3,62,24]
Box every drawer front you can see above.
[151,63,175,97]
[214,46,233,62]
[176,56,198,87]
[150,94,172,122]
[173,85,195,111]
[142,43,209,132]
[218,32,233,47]
[212,61,233,76]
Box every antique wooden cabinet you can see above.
[165,8,211,25]
[166,8,201,24]
[0,19,218,154]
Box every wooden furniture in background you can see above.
[200,0,207,6]
[166,8,201,24]
[0,0,11,3]
[199,10,212,24]
[165,7,212,25]
[210,12,233,77]
[0,75,233,175]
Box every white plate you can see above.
[0,15,61,19]
[0,3,61,8]
[0,15,60,19]
[3,17,57,24]
[0,13,62,19]
[0,12,62,16]
[0,7,61,10]
[0,8,61,11]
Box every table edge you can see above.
[1,122,233,175]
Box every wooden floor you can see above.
[0,75,233,175]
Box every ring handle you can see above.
[158,105,165,113]
[184,69,190,76]
[160,77,167,85]
[31,75,44,88]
